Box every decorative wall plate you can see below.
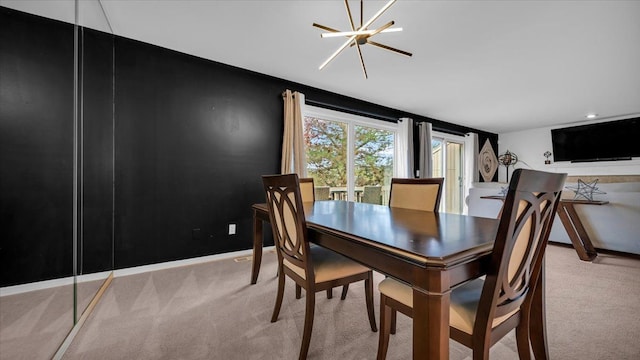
[479,139,498,182]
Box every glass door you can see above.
[432,135,464,214]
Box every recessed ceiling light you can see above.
[586,113,598,119]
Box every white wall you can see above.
[497,119,640,181]
[493,119,640,255]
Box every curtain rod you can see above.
[304,98,399,123]
[288,92,475,135]
[282,89,304,99]
[417,121,468,137]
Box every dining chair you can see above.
[314,186,331,201]
[299,177,348,299]
[262,174,377,360]
[299,177,315,202]
[386,177,445,331]
[300,177,331,201]
[362,185,382,204]
[388,177,444,212]
[376,169,566,360]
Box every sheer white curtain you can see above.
[463,132,479,214]
[281,90,307,175]
[396,117,413,178]
[417,122,433,178]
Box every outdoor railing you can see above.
[316,186,390,205]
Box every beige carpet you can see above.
[23,245,640,359]
[0,279,106,360]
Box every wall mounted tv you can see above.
[551,117,640,162]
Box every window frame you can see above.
[303,105,401,201]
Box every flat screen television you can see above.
[551,117,640,162]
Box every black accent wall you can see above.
[113,37,285,268]
[79,27,114,274]
[1,7,498,285]
[0,8,115,286]
[1,8,75,285]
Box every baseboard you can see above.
[548,241,640,260]
[1,270,113,297]
[1,247,275,297]
[113,247,274,278]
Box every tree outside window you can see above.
[304,116,394,204]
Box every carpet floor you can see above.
[1,279,106,360]
[4,244,638,359]
[52,245,640,359]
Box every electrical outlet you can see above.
[228,223,236,235]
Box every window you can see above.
[303,106,401,205]
[432,132,465,214]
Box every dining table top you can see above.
[253,200,499,268]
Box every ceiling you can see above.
[3,0,640,134]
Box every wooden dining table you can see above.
[251,200,549,359]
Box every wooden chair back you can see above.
[388,178,444,212]
[262,174,314,282]
[299,177,315,203]
[470,169,566,344]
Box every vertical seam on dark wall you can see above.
[79,27,84,276]
[111,35,116,270]
[72,0,79,323]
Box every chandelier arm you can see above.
[321,27,402,38]
[319,36,358,70]
[360,0,396,31]
[370,20,395,37]
[355,42,368,79]
[344,0,357,31]
[313,23,341,34]
[366,40,413,57]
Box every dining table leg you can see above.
[413,286,450,359]
[251,208,263,284]
[530,257,549,359]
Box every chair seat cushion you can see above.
[378,277,517,334]
[284,245,370,283]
